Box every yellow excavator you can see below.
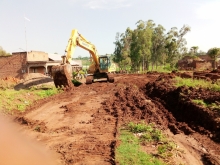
[51,29,116,88]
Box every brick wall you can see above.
[0,53,27,79]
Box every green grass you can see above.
[116,122,184,165]
[128,121,154,133]
[116,122,185,164]
[174,77,220,92]
[192,99,207,106]
[116,130,166,165]
[0,87,61,112]
[148,65,172,73]
[128,122,165,143]
[33,88,59,98]
[192,99,220,110]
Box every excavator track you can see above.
[51,64,74,88]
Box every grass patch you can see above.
[174,77,220,92]
[116,130,165,165]
[116,122,185,165]
[192,99,207,107]
[0,87,61,112]
[33,87,60,98]
[192,99,220,110]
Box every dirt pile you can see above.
[102,84,171,130]
[146,74,220,141]
[194,69,220,81]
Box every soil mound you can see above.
[145,75,220,141]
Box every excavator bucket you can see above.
[51,64,74,88]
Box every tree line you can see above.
[113,20,220,71]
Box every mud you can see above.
[4,73,220,164]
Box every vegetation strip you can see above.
[116,122,184,165]
[0,85,61,112]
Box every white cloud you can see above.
[196,1,220,20]
[70,0,132,9]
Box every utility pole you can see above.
[24,15,30,56]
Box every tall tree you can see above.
[207,47,220,69]
[130,20,154,71]
[165,25,190,68]
[113,32,123,64]
[113,29,132,70]
[151,24,166,70]
[119,28,132,70]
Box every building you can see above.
[0,51,82,79]
[178,55,220,71]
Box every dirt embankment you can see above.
[2,73,219,165]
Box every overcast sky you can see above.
[0,0,220,57]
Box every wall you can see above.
[192,61,213,71]
[0,53,27,79]
[29,67,45,74]
[27,51,48,61]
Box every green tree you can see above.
[113,32,123,64]
[130,20,154,71]
[0,46,11,56]
[113,30,132,71]
[120,28,132,71]
[151,24,166,70]
[207,47,220,69]
[165,25,190,68]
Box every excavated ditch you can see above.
[145,74,220,142]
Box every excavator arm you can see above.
[63,29,99,69]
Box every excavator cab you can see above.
[85,55,115,84]
[99,56,110,71]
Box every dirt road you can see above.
[10,73,220,164]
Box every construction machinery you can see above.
[51,29,116,88]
